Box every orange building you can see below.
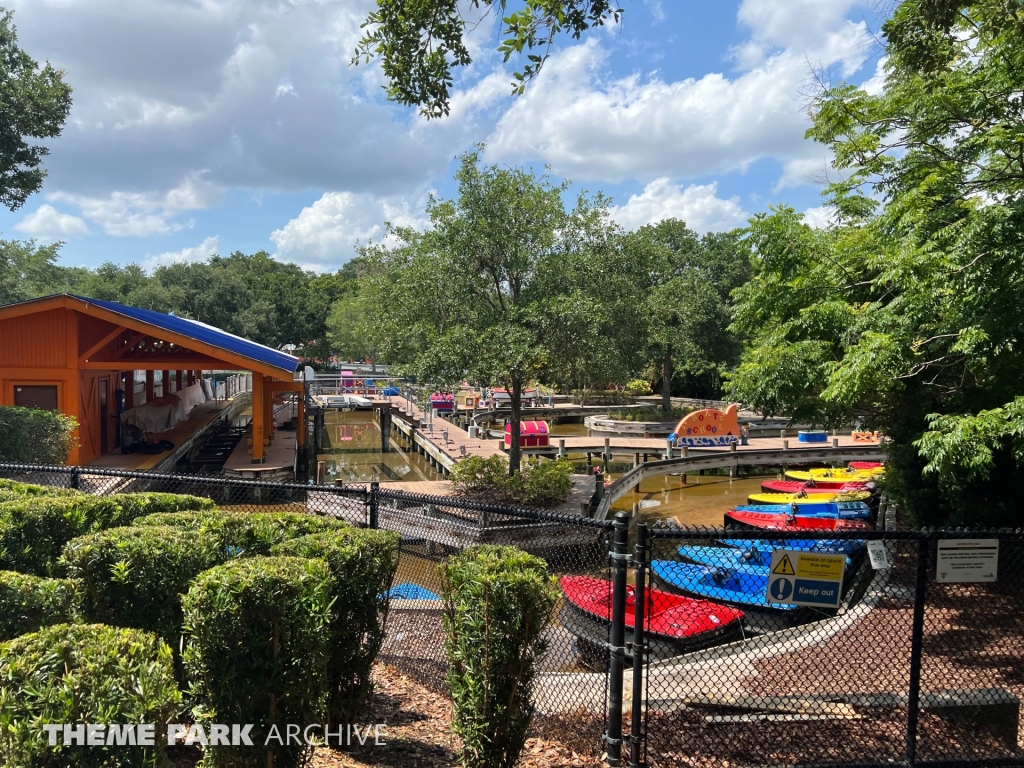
[0,294,303,466]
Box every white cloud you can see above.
[50,174,222,237]
[14,205,90,239]
[486,2,871,186]
[143,236,221,270]
[270,191,431,266]
[776,155,833,191]
[610,179,748,233]
[802,205,837,229]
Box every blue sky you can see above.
[0,0,886,272]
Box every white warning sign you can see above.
[935,539,998,583]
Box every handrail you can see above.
[594,445,887,520]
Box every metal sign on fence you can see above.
[936,539,999,583]
[766,549,847,608]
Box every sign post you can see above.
[766,549,847,609]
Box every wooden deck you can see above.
[88,400,230,472]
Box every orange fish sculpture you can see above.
[669,404,741,447]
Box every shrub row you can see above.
[0,478,82,504]
[0,493,215,576]
[0,405,77,465]
[0,623,181,768]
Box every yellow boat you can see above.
[785,467,882,483]
[748,490,872,504]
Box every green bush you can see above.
[0,493,214,576]
[606,405,693,422]
[62,525,222,682]
[0,405,77,465]
[449,455,575,506]
[0,570,77,641]
[0,479,82,504]
[273,529,400,724]
[441,546,559,768]
[135,509,348,556]
[570,389,634,405]
[624,378,653,396]
[183,557,333,768]
[0,623,181,768]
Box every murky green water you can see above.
[317,410,442,484]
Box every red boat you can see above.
[558,575,744,666]
[725,510,873,532]
[761,479,871,494]
[848,461,883,470]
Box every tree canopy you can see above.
[730,0,1024,526]
[0,8,72,210]
[353,0,622,118]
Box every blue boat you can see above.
[651,560,799,612]
[386,583,440,601]
[719,538,865,555]
[734,501,871,519]
[678,544,858,575]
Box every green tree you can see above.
[327,293,385,370]
[353,0,622,118]
[731,0,1024,525]
[0,239,87,304]
[369,149,615,472]
[622,221,749,412]
[0,8,72,210]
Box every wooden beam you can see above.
[268,381,303,392]
[123,371,134,409]
[79,325,128,364]
[111,332,147,360]
[251,374,265,462]
[145,370,154,402]
[80,356,227,370]
[0,295,71,321]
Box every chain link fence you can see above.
[634,523,1024,767]
[4,462,1022,766]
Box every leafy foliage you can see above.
[273,529,401,725]
[0,406,78,465]
[449,455,574,506]
[134,509,349,556]
[0,492,213,576]
[0,570,76,641]
[606,406,693,422]
[0,623,181,768]
[62,525,222,683]
[0,478,82,504]
[440,545,559,768]
[353,1,622,118]
[730,0,1024,525]
[0,9,72,210]
[182,557,333,768]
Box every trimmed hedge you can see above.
[135,509,349,556]
[440,545,559,768]
[0,570,77,641]
[0,405,77,465]
[62,525,222,682]
[0,493,214,576]
[449,455,575,506]
[273,528,400,723]
[183,556,333,768]
[0,623,181,768]
[0,478,82,504]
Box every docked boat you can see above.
[718,537,866,556]
[725,509,873,531]
[429,392,455,412]
[785,467,882,483]
[652,560,795,610]
[678,544,861,575]
[760,479,871,493]
[848,461,883,470]
[734,502,872,519]
[558,575,745,666]
[748,490,872,504]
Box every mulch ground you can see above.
[309,664,602,768]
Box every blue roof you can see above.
[71,295,299,375]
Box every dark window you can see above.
[14,385,59,411]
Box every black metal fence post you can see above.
[368,482,379,529]
[906,535,930,765]
[70,467,80,490]
[605,510,630,765]
[629,522,648,768]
